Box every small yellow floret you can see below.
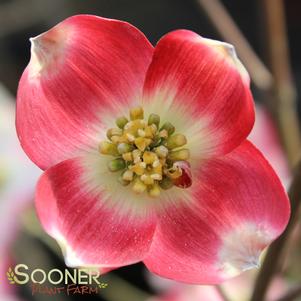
[99,141,119,156]
[135,137,151,151]
[122,170,134,181]
[168,149,190,161]
[122,152,133,161]
[148,184,161,197]
[141,174,155,185]
[132,178,147,194]
[131,162,146,175]
[130,107,144,120]
[143,151,157,164]
[107,128,122,139]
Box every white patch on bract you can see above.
[53,229,110,269]
[217,223,272,277]
[29,35,47,77]
[48,229,84,267]
[64,246,85,268]
[28,26,68,79]
[201,37,250,86]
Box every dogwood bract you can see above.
[16,15,290,284]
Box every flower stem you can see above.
[258,0,301,168]
[250,161,301,301]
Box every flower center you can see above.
[99,107,191,197]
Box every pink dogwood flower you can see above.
[16,15,290,284]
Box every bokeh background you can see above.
[1,0,301,300]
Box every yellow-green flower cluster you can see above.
[99,107,189,197]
